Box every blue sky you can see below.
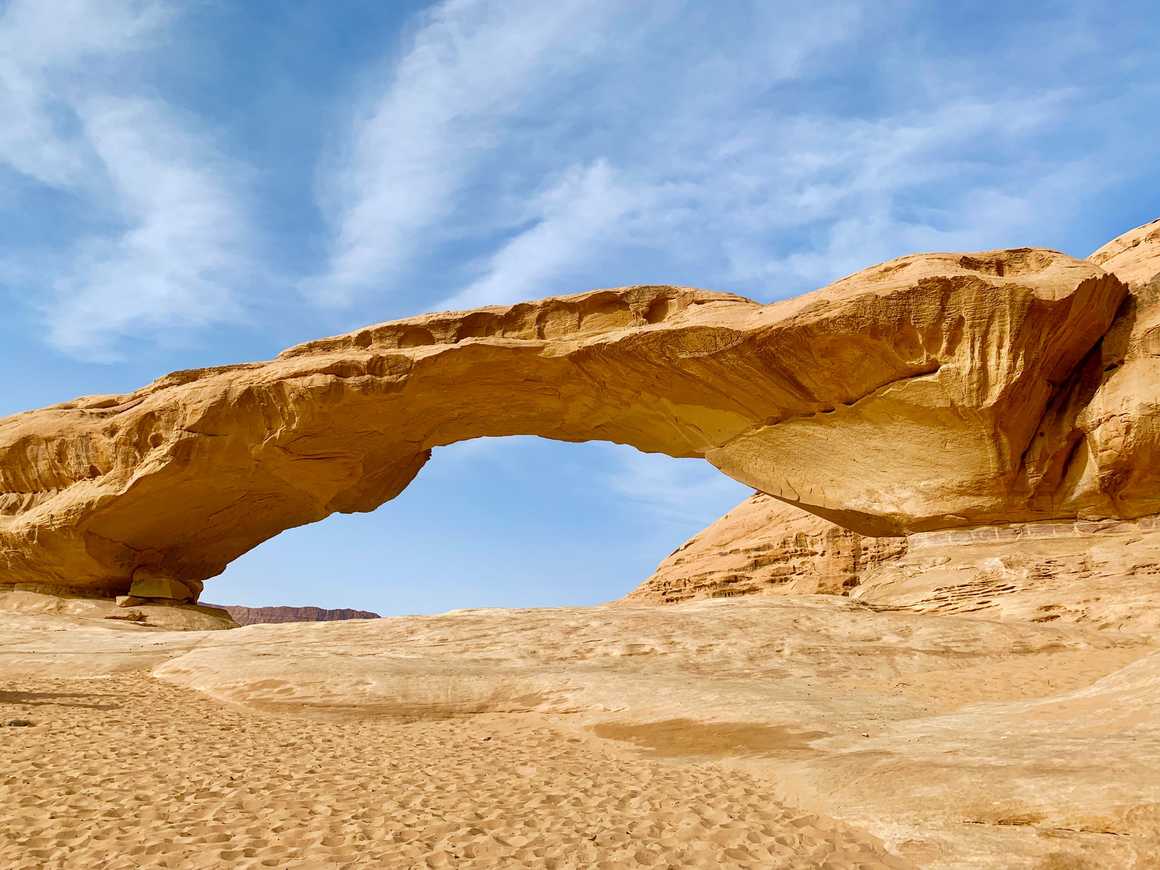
[1,0,1157,613]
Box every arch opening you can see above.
[208,437,750,615]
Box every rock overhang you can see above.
[1,232,1154,601]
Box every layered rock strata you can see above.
[624,493,908,604]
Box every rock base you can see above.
[0,589,237,631]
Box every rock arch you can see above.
[0,250,1130,600]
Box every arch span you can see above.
[0,250,1127,600]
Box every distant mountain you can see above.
[208,605,380,626]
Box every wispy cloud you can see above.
[309,0,626,305]
[0,0,167,188]
[313,0,1128,314]
[2,0,1148,365]
[444,160,640,310]
[428,436,750,527]
[444,95,1078,310]
[603,447,750,527]
[0,0,251,360]
[312,0,873,309]
[710,95,1087,290]
[47,96,251,358]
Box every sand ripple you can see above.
[0,673,907,869]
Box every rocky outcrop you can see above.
[850,514,1160,635]
[628,493,1160,635]
[625,493,907,604]
[0,588,237,630]
[213,605,380,626]
[631,218,1160,611]
[0,241,1136,600]
[1048,217,1160,520]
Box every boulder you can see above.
[126,570,198,603]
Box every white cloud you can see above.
[46,96,250,358]
[438,90,1083,309]
[1,0,1133,362]
[315,0,1104,316]
[310,0,624,305]
[443,160,640,310]
[714,95,1086,291]
[0,0,251,360]
[0,0,168,187]
[311,0,875,310]
[603,447,750,527]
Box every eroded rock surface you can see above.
[0,246,1132,599]
[625,493,908,604]
[1052,217,1160,519]
[0,589,236,631]
[632,218,1160,612]
[631,493,1160,634]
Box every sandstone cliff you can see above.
[631,218,1160,612]
[624,493,907,604]
[0,236,1142,601]
[213,604,380,626]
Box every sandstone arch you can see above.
[628,218,1160,609]
[0,248,1131,600]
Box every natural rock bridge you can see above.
[2,224,1158,603]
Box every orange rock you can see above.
[632,218,1160,611]
[624,493,906,604]
[0,247,1130,599]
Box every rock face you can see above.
[629,494,1160,635]
[213,605,380,626]
[0,240,1138,600]
[625,493,908,604]
[850,514,1160,635]
[631,218,1160,611]
[1059,218,1160,519]
[0,589,236,631]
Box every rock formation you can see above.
[0,231,1150,602]
[631,218,1160,613]
[625,493,907,604]
[1061,217,1160,518]
[212,604,380,626]
[629,492,1160,635]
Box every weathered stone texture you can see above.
[1,230,1150,600]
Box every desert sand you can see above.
[3,597,1158,868]
[0,673,902,869]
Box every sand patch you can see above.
[0,672,908,869]
[591,719,828,759]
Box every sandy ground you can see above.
[2,595,1159,868]
[1,673,905,870]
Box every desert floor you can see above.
[2,595,1159,869]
